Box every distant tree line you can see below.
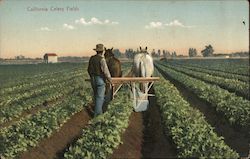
[114,48,179,59]
[124,49,136,59]
[187,44,249,57]
[151,49,177,58]
[188,45,214,57]
[122,47,211,58]
[15,55,25,60]
[114,45,216,58]
[230,51,249,57]
[4,45,248,61]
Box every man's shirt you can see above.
[88,54,111,82]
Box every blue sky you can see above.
[0,0,248,58]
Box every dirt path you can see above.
[19,107,92,159]
[141,93,177,158]
[109,112,144,159]
[157,66,249,157]
[110,88,177,158]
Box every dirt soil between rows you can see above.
[19,106,92,159]
[110,87,177,158]
[157,66,250,157]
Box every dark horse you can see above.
[103,48,122,109]
[104,47,122,77]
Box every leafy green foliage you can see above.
[160,62,249,99]
[0,63,84,89]
[64,91,133,159]
[154,71,239,158]
[0,72,85,124]
[164,58,249,77]
[156,63,250,128]
[0,69,83,105]
[169,62,249,83]
[0,88,91,158]
[0,69,92,158]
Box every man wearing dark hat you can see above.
[88,44,112,116]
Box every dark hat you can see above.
[93,44,104,51]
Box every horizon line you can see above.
[1,50,249,59]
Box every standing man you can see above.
[88,44,112,116]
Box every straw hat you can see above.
[93,44,104,51]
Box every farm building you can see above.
[44,53,58,63]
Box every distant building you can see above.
[44,53,58,63]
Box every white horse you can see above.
[131,46,154,93]
[125,46,154,111]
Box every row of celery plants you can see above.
[0,84,92,158]
[167,62,249,83]
[166,59,249,76]
[0,68,76,92]
[159,62,249,99]
[0,63,84,90]
[155,64,250,128]
[154,72,239,158]
[0,68,83,96]
[0,76,85,125]
[0,70,83,108]
[64,90,133,159]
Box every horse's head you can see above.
[104,47,114,60]
[139,46,148,54]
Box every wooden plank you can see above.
[85,77,160,84]
[111,77,160,84]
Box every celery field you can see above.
[0,59,249,158]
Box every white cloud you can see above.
[145,22,164,29]
[75,18,90,25]
[165,20,184,27]
[145,20,195,29]
[63,24,75,30]
[165,20,195,28]
[75,17,119,26]
[90,17,102,24]
[40,27,51,31]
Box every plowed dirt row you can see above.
[19,109,91,159]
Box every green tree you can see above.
[113,49,121,58]
[157,49,161,57]
[151,49,157,57]
[201,45,214,57]
[188,48,197,57]
[171,51,177,57]
[163,50,171,58]
[125,49,135,59]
